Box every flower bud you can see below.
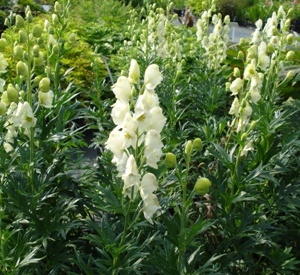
[15,15,25,29]
[39,77,50,93]
[237,51,244,60]
[26,10,33,22]
[164,152,177,168]
[13,45,24,61]
[32,25,43,38]
[250,120,257,130]
[185,140,193,155]
[286,33,294,45]
[7,84,18,102]
[194,177,212,195]
[52,44,59,55]
[52,14,59,25]
[0,39,6,52]
[233,67,240,78]
[54,2,62,13]
[267,43,275,54]
[192,138,203,151]
[128,59,140,84]
[16,61,28,76]
[34,55,44,67]
[18,29,27,44]
[69,33,76,44]
[286,70,295,79]
[0,101,6,115]
[241,133,248,141]
[286,51,295,62]
[32,45,39,57]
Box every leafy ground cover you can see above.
[0,0,300,274]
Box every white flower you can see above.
[112,76,132,102]
[229,97,240,116]
[14,102,36,128]
[144,64,163,90]
[240,140,254,157]
[244,61,257,80]
[111,100,130,125]
[128,59,140,84]
[122,155,141,199]
[140,173,158,199]
[105,126,125,160]
[144,129,163,169]
[38,90,54,108]
[249,87,261,103]
[121,112,138,149]
[230,78,244,95]
[142,194,161,224]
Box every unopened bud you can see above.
[233,67,240,78]
[286,51,295,61]
[52,44,59,55]
[286,33,293,45]
[18,29,27,44]
[15,15,25,29]
[286,70,295,79]
[267,43,275,54]
[7,84,18,102]
[69,33,76,44]
[237,51,245,60]
[52,14,59,25]
[241,133,248,141]
[39,77,50,93]
[185,140,193,155]
[0,38,6,52]
[32,25,43,38]
[54,2,62,13]
[34,55,44,67]
[194,177,212,195]
[192,138,203,151]
[16,61,28,76]
[13,45,24,61]
[26,10,33,22]
[250,120,257,130]
[164,152,177,168]
[33,44,39,57]
[0,102,6,115]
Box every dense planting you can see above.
[0,0,300,273]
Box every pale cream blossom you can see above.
[144,64,163,90]
[229,97,240,116]
[112,76,132,102]
[240,140,254,157]
[122,155,141,199]
[38,90,54,108]
[128,59,140,84]
[229,78,244,95]
[144,129,164,169]
[14,102,37,128]
[142,194,161,224]
[111,100,130,125]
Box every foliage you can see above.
[0,0,300,274]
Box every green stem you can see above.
[177,152,191,272]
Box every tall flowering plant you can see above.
[106,59,166,224]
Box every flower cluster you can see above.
[196,7,230,70]
[0,6,59,153]
[123,4,183,63]
[106,59,166,224]
[227,6,297,155]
